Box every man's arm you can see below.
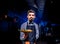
[35,23,39,40]
[20,22,27,40]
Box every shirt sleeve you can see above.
[20,23,26,40]
[35,24,39,40]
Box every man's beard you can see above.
[29,18,34,23]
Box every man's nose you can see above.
[30,16,33,18]
[30,15,33,17]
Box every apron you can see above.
[26,22,36,42]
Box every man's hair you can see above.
[27,9,35,15]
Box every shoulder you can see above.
[34,22,39,28]
[20,22,27,29]
[34,22,39,30]
[21,22,27,26]
[34,22,38,26]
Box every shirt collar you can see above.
[27,20,34,24]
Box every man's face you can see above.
[27,12,35,21]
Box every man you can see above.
[20,9,39,44]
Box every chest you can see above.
[26,23,36,31]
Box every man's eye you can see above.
[29,14,31,16]
[32,15,34,16]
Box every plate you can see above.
[20,29,32,33]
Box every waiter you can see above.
[20,9,39,44]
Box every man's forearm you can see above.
[20,32,25,40]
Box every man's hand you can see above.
[24,32,28,39]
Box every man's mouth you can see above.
[30,18,33,20]
[30,17,33,19]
